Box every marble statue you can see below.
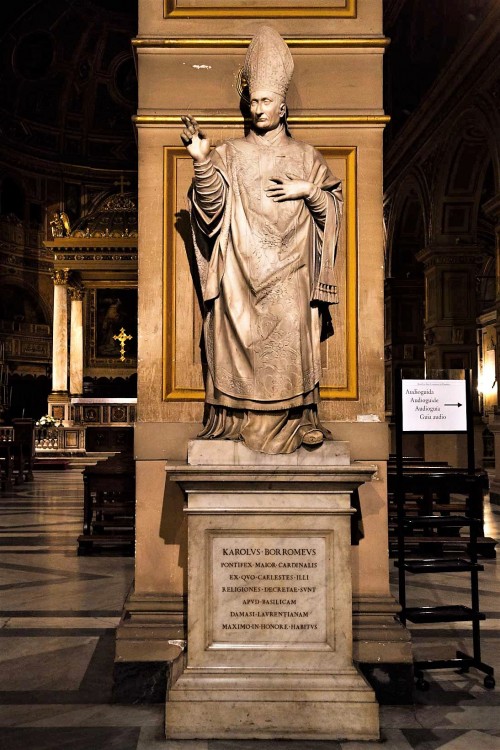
[181,26,343,454]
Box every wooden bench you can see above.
[78,453,135,555]
[388,465,495,558]
[0,431,14,490]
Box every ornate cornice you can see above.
[54,252,138,263]
[0,246,53,273]
[45,238,137,250]
[416,245,484,269]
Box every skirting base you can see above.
[166,669,379,740]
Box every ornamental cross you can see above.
[113,327,133,362]
[114,176,131,194]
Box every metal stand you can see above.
[395,369,495,690]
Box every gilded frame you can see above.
[163,144,358,401]
[88,284,138,368]
[164,0,356,19]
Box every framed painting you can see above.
[88,287,138,367]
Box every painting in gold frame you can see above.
[88,287,138,367]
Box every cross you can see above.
[113,327,133,362]
[114,176,131,194]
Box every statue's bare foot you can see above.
[302,429,324,446]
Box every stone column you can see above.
[483,195,500,501]
[69,288,85,396]
[48,268,70,424]
[416,246,483,466]
[51,269,70,394]
[121,0,411,710]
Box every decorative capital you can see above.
[52,268,70,286]
[69,287,85,301]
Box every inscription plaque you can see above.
[211,535,329,644]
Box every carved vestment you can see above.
[190,125,342,452]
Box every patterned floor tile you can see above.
[0,467,499,749]
[0,726,141,750]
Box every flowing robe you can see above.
[190,126,342,453]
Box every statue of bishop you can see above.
[181,26,343,454]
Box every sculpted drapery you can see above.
[182,27,343,454]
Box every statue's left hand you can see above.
[265,174,316,202]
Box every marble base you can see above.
[167,670,378,740]
[188,438,350,466]
[47,393,71,426]
[166,449,379,740]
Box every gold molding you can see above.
[163,146,358,402]
[133,36,388,49]
[320,145,358,401]
[135,115,390,126]
[164,0,356,18]
[163,148,196,400]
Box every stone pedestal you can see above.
[165,440,379,740]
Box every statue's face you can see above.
[249,89,285,132]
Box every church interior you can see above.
[1,0,500,748]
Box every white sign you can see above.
[402,379,467,432]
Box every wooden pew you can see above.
[78,452,135,555]
[387,462,495,558]
[0,427,14,489]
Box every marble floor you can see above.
[1,469,500,749]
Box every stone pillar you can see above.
[48,268,70,423]
[417,245,482,466]
[69,288,85,396]
[483,195,500,501]
[117,0,413,709]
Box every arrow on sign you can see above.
[444,402,462,407]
